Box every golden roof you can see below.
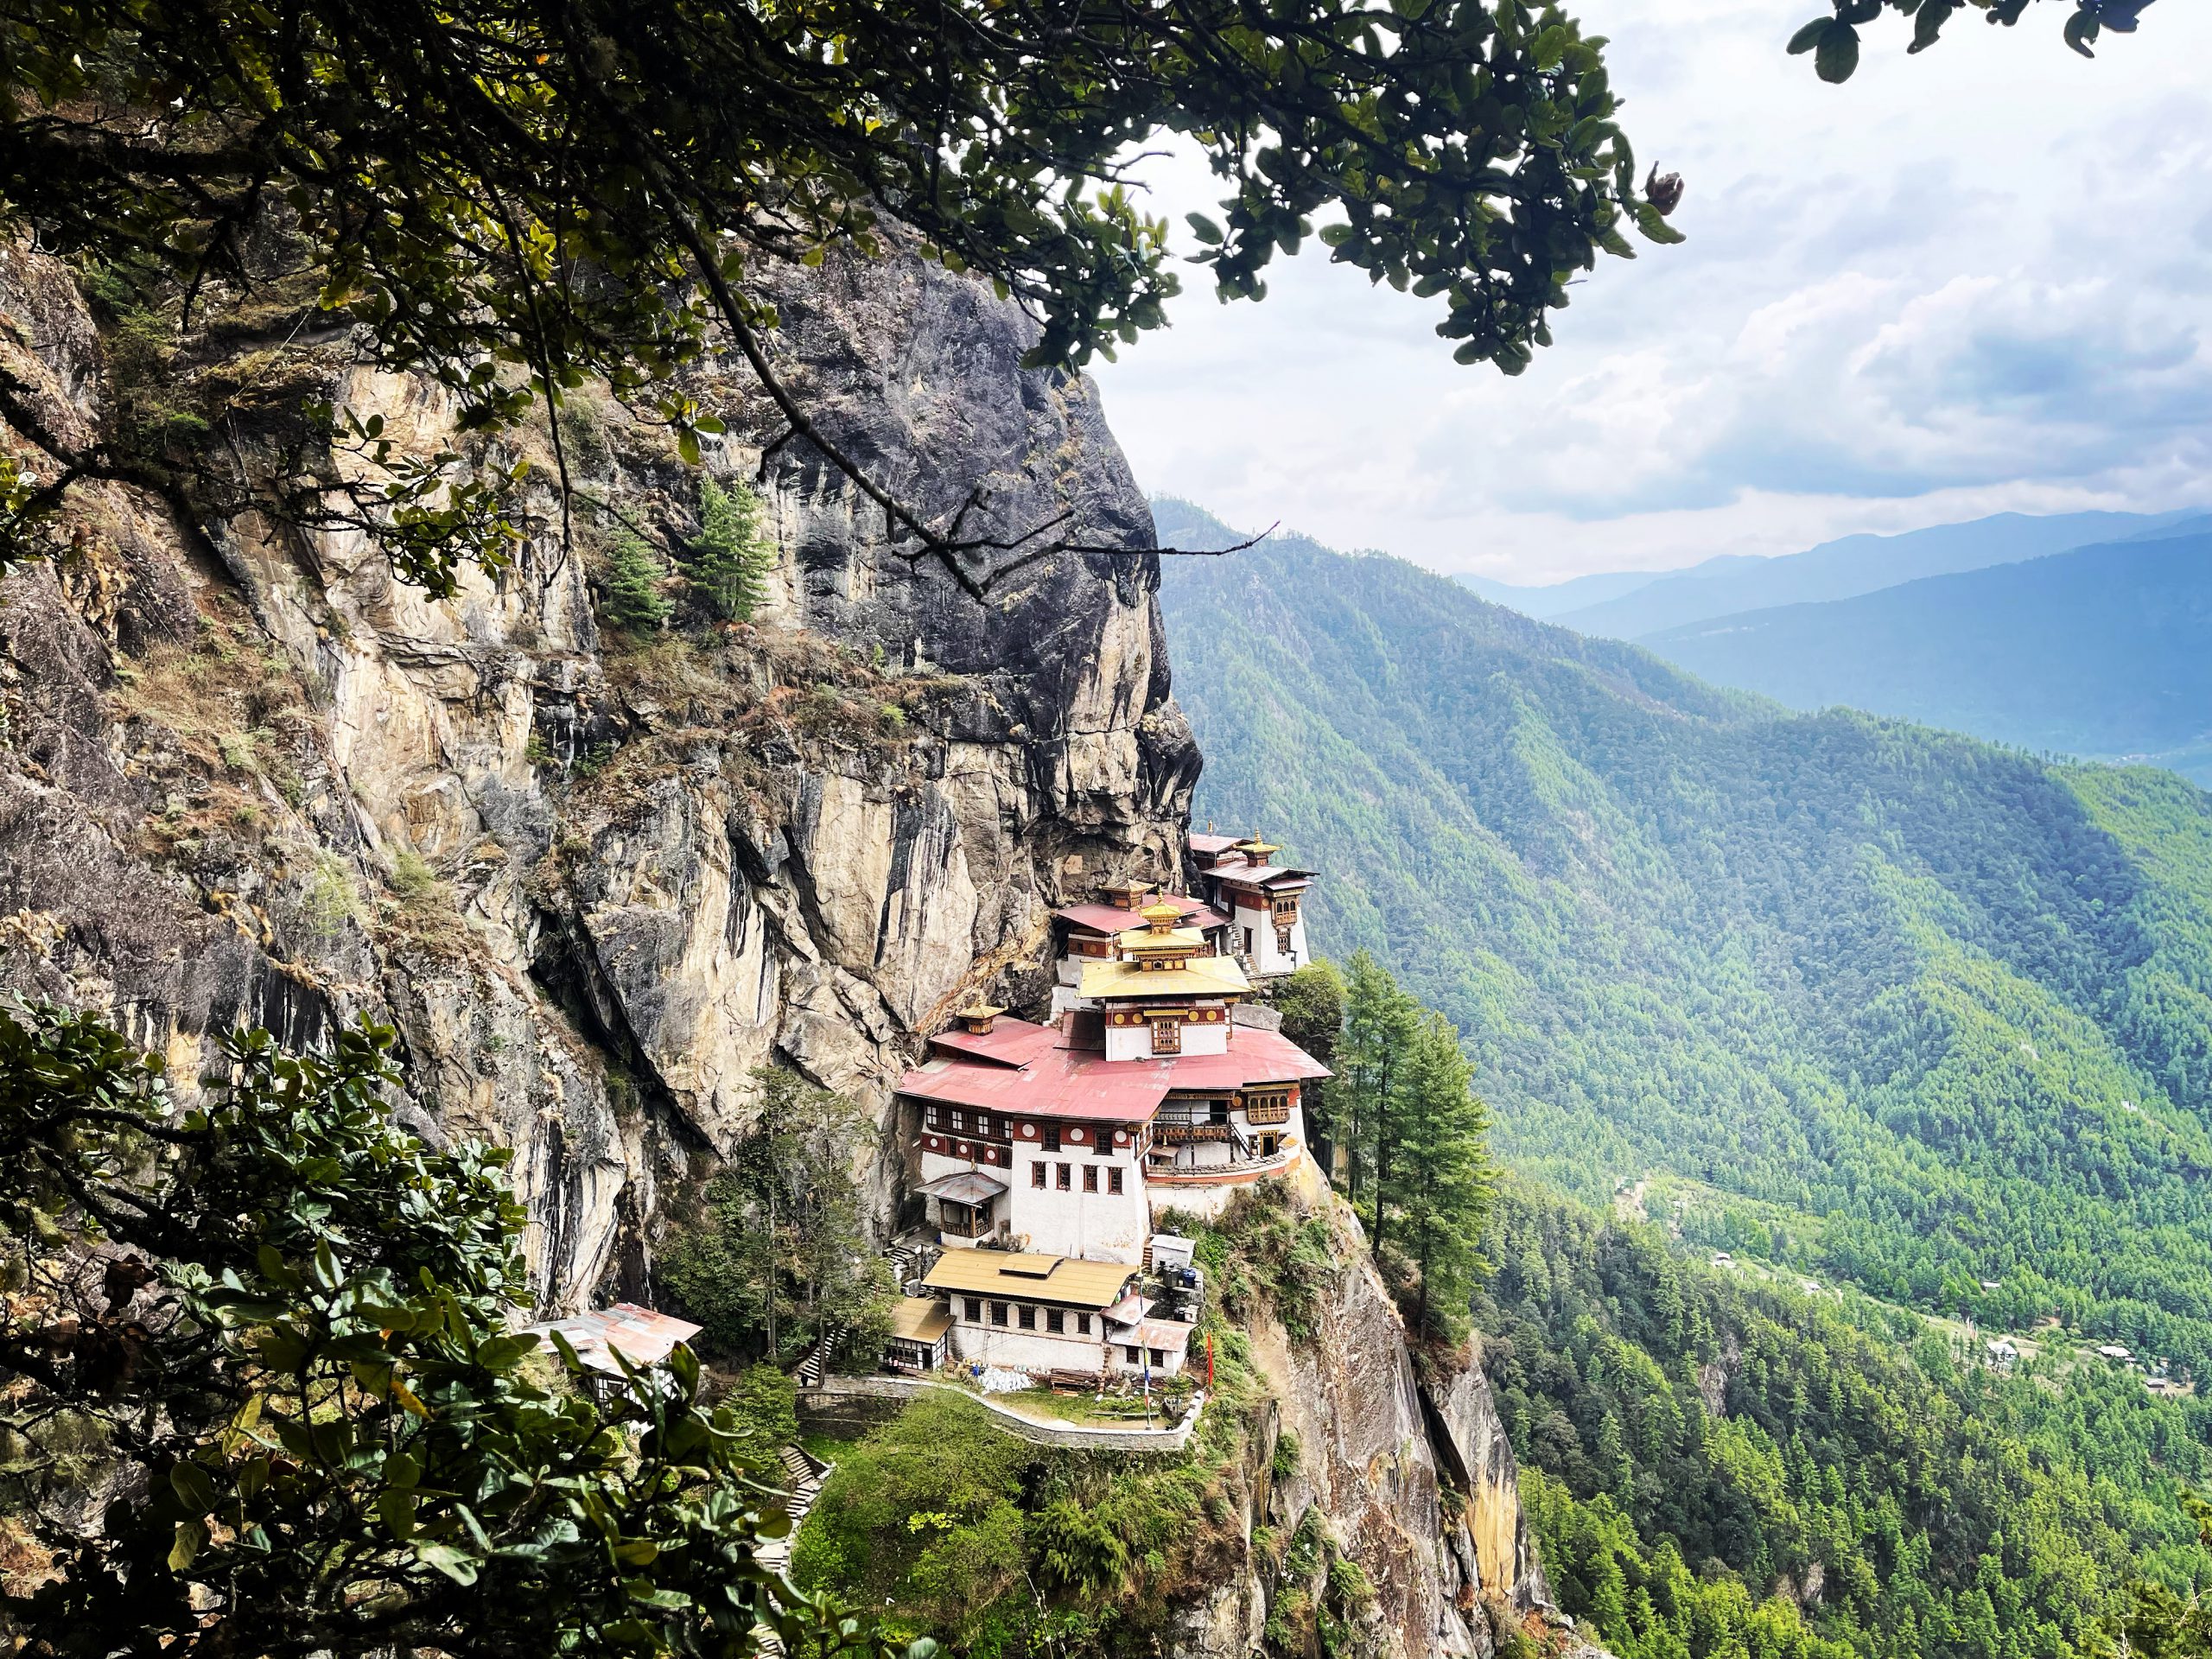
[890,1297,953,1344]
[1080,956,1250,1001]
[1139,900,1182,926]
[921,1251,1138,1309]
[1116,924,1205,952]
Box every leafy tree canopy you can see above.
[1789,0,2156,84]
[0,1001,920,1659]
[0,0,1673,592]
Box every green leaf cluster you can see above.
[1787,0,2155,83]
[0,1001,927,1659]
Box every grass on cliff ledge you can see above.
[790,1186,1328,1657]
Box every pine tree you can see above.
[1388,1010,1496,1338]
[1337,950,1420,1251]
[599,528,671,632]
[683,476,779,622]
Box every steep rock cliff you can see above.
[1171,1171,1569,1659]
[0,237,1193,1308]
[0,235,1589,1659]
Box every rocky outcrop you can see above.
[1424,1339,1554,1618]
[1179,1168,1569,1659]
[0,236,1192,1308]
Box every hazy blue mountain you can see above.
[1551,509,2199,639]
[1642,532,2212,784]
[1455,568,1661,618]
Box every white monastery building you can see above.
[887,834,1332,1382]
[1190,832,1313,978]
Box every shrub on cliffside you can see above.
[0,1001,923,1659]
[658,1067,894,1370]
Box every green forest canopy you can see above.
[1159,512,2212,1379]
[0,0,2154,591]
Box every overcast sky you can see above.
[1088,1,2212,586]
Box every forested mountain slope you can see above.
[1641,533,2212,785]
[1481,1181,2212,1659]
[1159,525,2212,1375]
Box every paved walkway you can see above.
[803,1372,1205,1452]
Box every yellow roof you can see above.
[1139,900,1182,925]
[921,1251,1137,1309]
[890,1297,952,1344]
[1080,956,1250,1001]
[1116,925,1205,951]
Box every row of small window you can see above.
[1033,1161,1125,1193]
[963,1298,1094,1334]
[923,1105,1118,1154]
[954,1298,1169,1366]
[924,1105,1011,1141]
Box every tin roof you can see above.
[1157,1027,1332,1086]
[1079,957,1251,1001]
[900,1024,1327,1118]
[1133,1319,1196,1354]
[890,1297,953,1344]
[1057,902,1147,936]
[899,1043,1178,1122]
[1211,859,1313,890]
[1058,893,1222,938]
[918,1169,1010,1205]
[930,1016,1062,1068]
[922,1251,1137,1309]
[525,1303,702,1376]
[1188,832,1241,855]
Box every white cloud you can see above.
[1090,3,2212,584]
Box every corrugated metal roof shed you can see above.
[890,1298,953,1344]
[525,1303,702,1376]
[918,1169,1010,1205]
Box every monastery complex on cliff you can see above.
[881,835,1327,1385]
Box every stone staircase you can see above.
[752,1437,834,1659]
[790,1317,849,1389]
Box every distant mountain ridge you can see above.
[1414,508,2197,638]
[1642,531,2212,784]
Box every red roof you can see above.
[898,1027,1329,1121]
[900,1042,1176,1122]
[930,1017,1062,1068]
[1057,893,1225,938]
[1154,1027,1332,1088]
[1189,833,1241,856]
[1057,902,1148,937]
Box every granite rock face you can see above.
[0,238,1192,1308]
[1192,1168,1564,1659]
